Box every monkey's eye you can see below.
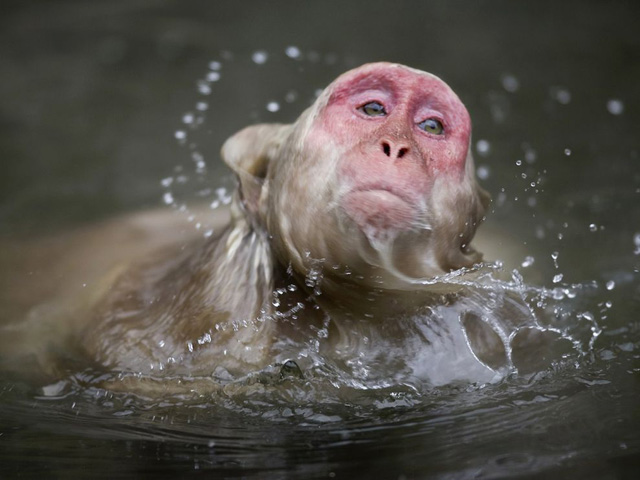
[359,101,386,117]
[418,118,444,135]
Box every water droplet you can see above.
[161,177,173,187]
[550,87,571,104]
[564,148,572,156]
[525,149,537,164]
[606,99,624,115]
[589,223,598,232]
[197,81,211,95]
[266,101,280,112]
[521,256,535,268]
[285,90,298,103]
[476,139,490,156]
[209,61,221,71]
[285,46,301,59]
[252,50,268,64]
[476,165,490,180]
[634,233,640,255]
[204,229,214,238]
[553,273,564,283]
[163,192,174,205]
[501,74,519,92]
[606,280,615,290]
[206,71,220,82]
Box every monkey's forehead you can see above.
[325,62,465,108]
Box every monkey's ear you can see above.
[221,123,291,213]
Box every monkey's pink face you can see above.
[310,64,472,234]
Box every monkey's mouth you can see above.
[342,188,417,232]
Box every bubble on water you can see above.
[606,280,615,291]
[527,196,537,208]
[161,177,173,187]
[588,223,598,232]
[285,46,301,59]
[476,139,490,156]
[196,101,208,112]
[550,87,571,104]
[553,273,564,283]
[206,71,220,82]
[515,159,522,166]
[182,113,194,124]
[204,229,214,238]
[163,192,174,205]
[501,74,519,92]
[521,256,535,268]
[209,61,221,71]
[175,130,186,143]
[634,233,640,255]
[477,165,490,180]
[564,148,572,156]
[266,101,280,112]
[314,88,323,98]
[252,50,268,64]
[606,99,624,115]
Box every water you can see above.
[1,1,639,478]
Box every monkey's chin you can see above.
[342,190,417,234]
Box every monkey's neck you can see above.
[291,270,452,321]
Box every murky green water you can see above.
[1,1,639,478]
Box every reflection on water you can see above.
[1,1,639,478]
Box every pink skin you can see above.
[311,64,471,233]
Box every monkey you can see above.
[0,63,567,393]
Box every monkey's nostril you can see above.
[382,142,391,157]
[397,148,408,159]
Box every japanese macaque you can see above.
[0,63,563,392]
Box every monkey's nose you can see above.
[381,141,409,159]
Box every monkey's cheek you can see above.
[342,190,417,232]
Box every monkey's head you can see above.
[222,62,490,290]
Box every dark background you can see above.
[0,0,638,236]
